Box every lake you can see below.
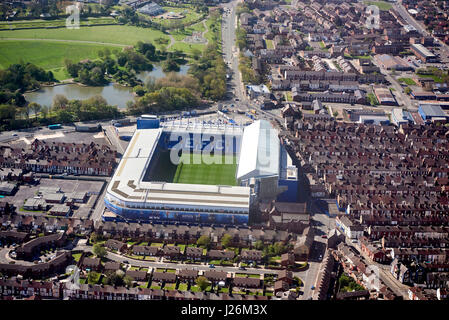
[25,64,190,109]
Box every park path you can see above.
[167,33,175,49]
[0,37,127,47]
[201,19,209,45]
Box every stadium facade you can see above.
[104,116,298,225]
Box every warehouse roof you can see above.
[419,104,446,118]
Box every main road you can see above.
[393,1,449,55]
[220,0,284,124]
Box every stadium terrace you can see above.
[104,116,298,225]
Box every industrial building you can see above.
[104,117,298,225]
[373,86,397,106]
[410,44,438,63]
[391,108,414,126]
[418,104,448,123]
[374,54,414,71]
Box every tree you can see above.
[88,271,100,284]
[105,271,124,286]
[98,50,104,59]
[29,102,41,119]
[134,85,146,96]
[124,275,134,287]
[52,94,69,110]
[196,276,210,291]
[93,244,107,258]
[254,240,264,251]
[333,111,339,118]
[196,235,211,248]
[191,48,201,61]
[221,234,233,248]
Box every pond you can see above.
[24,64,191,110]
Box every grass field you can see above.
[0,25,170,46]
[0,17,117,30]
[173,153,237,186]
[0,40,116,71]
[398,78,417,86]
[363,1,393,11]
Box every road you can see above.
[297,199,336,300]
[393,2,449,55]
[220,0,283,125]
[349,239,410,300]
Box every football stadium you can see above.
[104,115,299,225]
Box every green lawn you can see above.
[177,244,186,253]
[151,7,203,28]
[398,78,417,86]
[173,153,238,186]
[72,253,82,262]
[204,14,221,48]
[144,256,156,261]
[0,25,170,46]
[170,42,205,56]
[190,285,201,292]
[164,283,176,290]
[285,91,293,102]
[319,41,328,52]
[178,283,189,291]
[266,39,274,49]
[363,1,393,11]
[151,243,164,247]
[0,17,117,30]
[236,273,260,279]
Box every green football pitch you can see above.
[173,153,238,186]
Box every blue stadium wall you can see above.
[158,131,241,154]
[104,198,248,225]
[277,179,299,202]
[137,118,160,129]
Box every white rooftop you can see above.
[236,120,280,181]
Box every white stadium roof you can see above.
[236,120,280,181]
[107,124,250,211]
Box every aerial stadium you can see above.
[103,116,298,225]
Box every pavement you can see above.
[0,247,35,266]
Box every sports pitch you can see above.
[146,152,238,186]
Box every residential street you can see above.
[74,244,308,277]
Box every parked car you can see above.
[209,264,215,268]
